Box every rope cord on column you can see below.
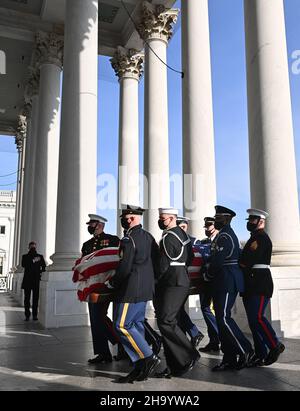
[119,0,184,79]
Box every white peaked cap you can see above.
[247,209,269,220]
[86,214,108,224]
[159,208,179,216]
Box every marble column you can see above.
[13,116,27,269]
[23,68,40,245]
[31,32,63,263]
[51,0,98,271]
[140,1,179,240]
[182,0,216,238]
[39,0,98,328]
[244,0,300,265]
[241,0,300,338]
[111,47,144,237]
[12,144,23,270]
[17,104,33,264]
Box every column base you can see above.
[39,271,89,328]
[272,244,300,267]
[48,252,81,272]
[10,268,24,305]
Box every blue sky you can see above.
[1,0,300,241]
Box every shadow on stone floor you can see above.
[1,293,300,391]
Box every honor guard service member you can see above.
[176,216,205,348]
[208,206,254,372]
[198,217,220,353]
[107,205,161,384]
[154,208,200,379]
[239,209,285,367]
[82,214,120,365]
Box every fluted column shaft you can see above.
[140,1,179,240]
[244,0,300,265]
[51,0,98,271]
[111,48,144,237]
[31,32,63,262]
[182,0,216,238]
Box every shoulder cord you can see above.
[218,232,235,259]
[162,231,191,262]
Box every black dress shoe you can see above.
[136,355,161,382]
[172,354,200,377]
[236,350,254,370]
[247,354,265,368]
[154,368,172,379]
[88,354,113,364]
[191,332,205,349]
[199,343,220,353]
[264,343,285,366]
[117,368,142,384]
[33,317,39,322]
[212,361,237,372]
[24,318,30,322]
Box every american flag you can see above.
[188,246,205,279]
[188,243,212,295]
[72,247,120,302]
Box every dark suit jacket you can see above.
[22,252,46,289]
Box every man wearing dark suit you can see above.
[22,242,46,321]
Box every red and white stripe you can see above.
[72,247,120,302]
[188,248,204,279]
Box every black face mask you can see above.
[121,218,131,231]
[158,220,169,231]
[205,230,212,238]
[214,221,225,231]
[247,222,259,233]
[88,226,96,235]
[29,247,37,254]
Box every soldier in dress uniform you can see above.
[198,217,220,353]
[107,205,161,384]
[154,208,200,379]
[208,206,254,372]
[240,209,285,367]
[176,216,205,348]
[82,214,120,365]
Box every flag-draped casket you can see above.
[72,247,120,303]
[72,243,212,302]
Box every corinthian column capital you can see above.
[35,31,64,69]
[111,47,144,81]
[138,1,179,43]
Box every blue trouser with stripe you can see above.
[213,291,253,362]
[243,296,279,359]
[200,285,220,345]
[114,302,153,364]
